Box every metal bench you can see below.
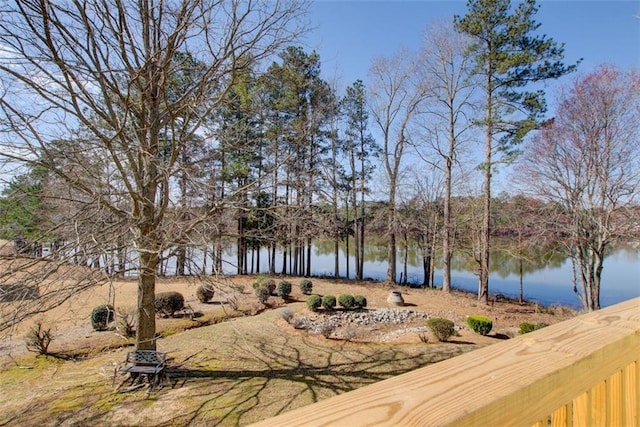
[117,350,167,391]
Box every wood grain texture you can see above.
[250,298,640,427]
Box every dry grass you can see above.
[0,269,577,426]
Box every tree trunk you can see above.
[478,69,493,305]
[386,182,397,283]
[135,222,159,351]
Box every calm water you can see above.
[213,244,638,309]
[303,246,639,309]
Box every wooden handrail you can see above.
[250,297,640,427]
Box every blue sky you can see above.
[306,1,640,90]
[304,1,639,194]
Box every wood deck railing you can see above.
[251,297,640,427]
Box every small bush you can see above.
[307,294,322,312]
[277,281,292,299]
[426,318,455,342]
[467,315,493,336]
[253,276,276,294]
[321,294,336,310]
[353,295,367,309]
[338,294,356,310]
[267,280,276,295]
[91,304,114,331]
[116,306,136,337]
[196,284,214,303]
[299,279,313,295]
[154,292,185,317]
[26,321,54,355]
[255,284,271,304]
[519,322,550,335]
[280,308,295,323]
[319,323,334,338]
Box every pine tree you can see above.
[454,0,578,304]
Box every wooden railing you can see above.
[251,297,640,426]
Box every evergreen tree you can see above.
[454,0,578,304]
[341,80,379,281]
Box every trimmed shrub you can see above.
[426,317,456,342]
[253,276,276,295]
[196,284,214,303]
[299,279,313,295]
[353,295,367,309]
[338,294,356,310]
[91,304,114,331]
[277,281,292,299]
[255,284,271,303]
[154,292,185,317]
[307,294,322,312]
[321,294,336,310]
[519,322,549,335]
[467,315,493,336]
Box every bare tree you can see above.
[369,49,425,284]
[416,21,477,292]
[0,0,306,349]
[518,65,640,311]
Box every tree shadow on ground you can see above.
[2,310,479,427]
[150,331,476,426]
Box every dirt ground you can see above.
[1,264,577,365]
[0,249,581,426]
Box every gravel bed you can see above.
[291,308,430,335]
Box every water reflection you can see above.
[309,239,639,309]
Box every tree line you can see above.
[0,0,638,350]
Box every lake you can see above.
[216,244,639,310]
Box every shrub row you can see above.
[251,277,309,303]
[306,293,367,312]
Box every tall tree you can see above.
[369,49,425,284]
[417,21,477,292]
[217,65,263,275]
[341,80,379,281]
[519,66,640,311]
[455,0,577,304]
[262,47,334,276]
[0,0,306,346]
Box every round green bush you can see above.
[467,315,493,336]
[196,284,214,303]
[253,276,275,294]
[91,304,114,331]
[277,281,292,299]
[353,295,367,309]
[338,294,356,310]
[306,294,322,311]
[299,279,313,295]
[426,317,456,342]
[321,294,336,310]
[519,322,536,334]
[255,284,271,303]
[519,322,549,334]
[154,291,185,317]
